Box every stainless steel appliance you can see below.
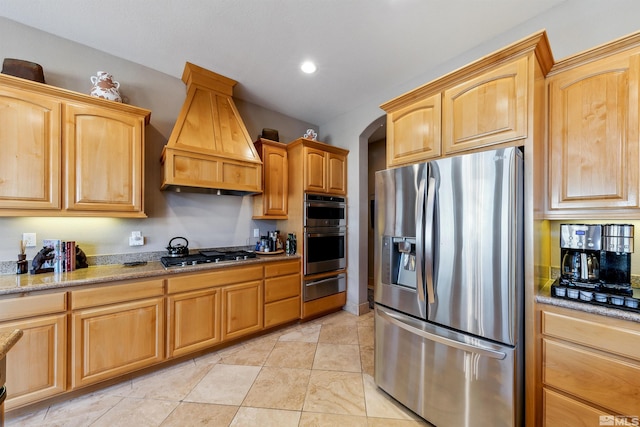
[160,249,256,268]
[304,194,346,228]
[304,273,346,302]
[553,223,638,310]
[303,227,346,275]
[374,147,524,427]
[559,224,602,285]
[303,193,347,276]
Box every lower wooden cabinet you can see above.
[167,288,221,358]
[2,259,302,411]
[538,304,640,425]
[70,279,165,388]
[222,280,263,340]
[0,293,67,410]
[264,260,301,328]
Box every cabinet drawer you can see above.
[543,388,607,427]
[543,338,640,415]
[265,297,300,328]
[265,274,300,303]
[71,279,164,309]
[264,260,299,278]
[167,265,263,294]
[0,293,66,321]
[542,310,640,361]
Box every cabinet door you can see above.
[71,297,164,388]
[64,102,145,216]
[327,152,347,195]
[548,53,639,211]
[304,147,327,193]
[443,57,528,154]
[0,86,61,211]
[0,314,66,410]
[167,288,221,358]
[543,388,608,427]
[262,143,288,216]
[386,93,442,166]
[221,280,263,341]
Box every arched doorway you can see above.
[357,115,386,312]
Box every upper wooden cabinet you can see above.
[442,57,528,154]
[385,93,441,166]
[253,138,288,219]
[0,73,150,217]
[287,138,348,195]
[547,35,640,218]
[381,31,553,167]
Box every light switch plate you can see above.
[129,231,144,246]
[22,233,37,247]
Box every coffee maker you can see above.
[599,224,634,295]
[560,224,602,288]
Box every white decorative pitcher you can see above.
[90,71,122,102]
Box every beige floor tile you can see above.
[313,343,361,372]
[91,397,178,427]
[357,324,375,346]
[367,417,432,426]
[160,402,239,426]
[35,392,124,427]
[360,344,375,377]
[242,367,311,410]
[362,373,418,420]
[304,370,366,416]
[318,310,360,326]
[5,406,49,427]
[193,348,224,365]
[278,324,321,343]
[219,335,278,366]
[299,412,368,427]
[126,359,211,401]
[230,407,301,427]
[185,364,261,405]
[265,341,317,369]
[318,323,360,345]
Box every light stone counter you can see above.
[537,279,640,323]
[0,254,300,296]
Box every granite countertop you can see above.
[537,279,640,323]
[0,329,23,359]
[0,253,300,296]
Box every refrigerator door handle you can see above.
[376,306,507,360]
[424,176,436,304]
[415,176,426,303]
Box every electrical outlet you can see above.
[22,232,37,247]
[253,228,260,238]
[129,231,144,246]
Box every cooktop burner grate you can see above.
[160,249,256,267]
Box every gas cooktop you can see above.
[160,249,256,268]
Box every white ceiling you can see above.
[1,0,564,125]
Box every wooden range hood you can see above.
[161,62,262,195]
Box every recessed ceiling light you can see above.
[301,61,317,74]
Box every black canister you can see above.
[17,253,28,274]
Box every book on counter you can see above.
[42,239,76,272]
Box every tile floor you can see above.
[6,310,430,426]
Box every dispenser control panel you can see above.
[560,224,602,250]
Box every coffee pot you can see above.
[560,224,602,284]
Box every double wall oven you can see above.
[303,194,347,302]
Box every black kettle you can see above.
[166,237,189,257]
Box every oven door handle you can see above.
[305,275,346,286]
[305,231,346,238]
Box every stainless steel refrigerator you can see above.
[374,146,524,427]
